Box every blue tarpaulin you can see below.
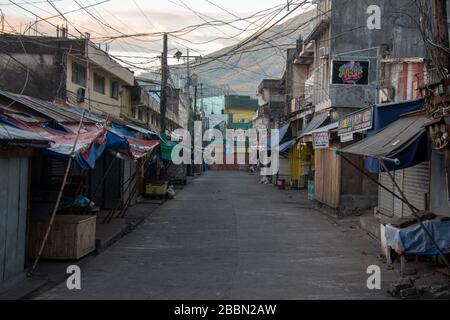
[111,124,136,138]
[371,99,424,132]
[365,131,431,173]
[385,220,450,256]
[364,99,428,173]
[268,123,291,149]
[75,143,107,170]
[279,139,296,154]
[106,130,130,150]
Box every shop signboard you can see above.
[338,107,373,136]
[340,132,354,143]
[313,132,330,149]
[332,60,370,85]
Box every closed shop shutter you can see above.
[379,170,403,217]
[402,162,430,216]
[393,170,404,217]
[378,163,430,218]
[379,172,394,215]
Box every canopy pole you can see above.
[30,111,86,275]
[378,158,450,270]
[103,153,154,224]
[379,156,400,166]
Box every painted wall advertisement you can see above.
[332,60,370,85]
[338,107,373,137]
[313,132,330,149]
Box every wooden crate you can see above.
[27,215,96,260]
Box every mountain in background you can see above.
[188,8,317,96]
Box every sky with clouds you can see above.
[0,0,310,71]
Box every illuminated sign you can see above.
[332,60,370,85]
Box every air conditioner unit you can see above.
[319,46,329,59]
[76,88,86,103]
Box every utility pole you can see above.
[1,11,4,34]
[193,83,198,121]
[186,48,190,95]
[160,33,168,133]
[199,83,204,117]
[431,0,450,78]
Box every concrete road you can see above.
[37,171,396,300]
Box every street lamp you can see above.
[173,50,183,62]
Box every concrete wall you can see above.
[0,36,85,101]
[87,43,134,86]
[292,64,308,99]
[0,52,65,101]
[225,108,255,123]
[314,27,332,111]
[330,0,427,58]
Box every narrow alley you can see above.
[37,171,396,300]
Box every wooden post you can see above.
[193,84,198,121]
[160,33,168,133]
[30,112,85,274]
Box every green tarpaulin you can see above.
[149,132,190,162]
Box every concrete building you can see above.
[308,0,435,117]
[224,95,258,130]
[131,78,190,132]
[281,0,439,214]
[254,79,285,131]
[0,34,134,117]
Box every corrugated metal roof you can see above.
[308,122,339,135]
[342,114,429,158]
[66,105,106,124]
[0,91,158,144]
[0,124,49,145]
[299,112,329,138]
[0,90,92,124]
[126,124,155,136]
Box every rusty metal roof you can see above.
[0,124,49,147]
[0,90,94,124]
